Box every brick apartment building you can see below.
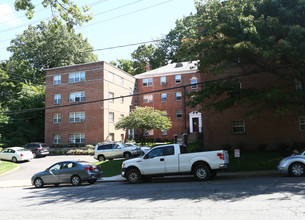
[45,60,305,151]
[45,61,135,146]
[134,61,202,141]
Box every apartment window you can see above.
[299,117,305,131]
[296,79,303,90]
[161,93,167,102]
[109,92,114,103]
[69,92,85,102]
[120,77,124,86]
[176,110,182,118]
[175,75,181,84]
[53,75,61,85]
[160,76,166,85]
[176,92,182,101]
[143,94,153,104]
[109,72,114,82]
[54,94,61,104]
[53,113,61,124]
[129,87,133,95]
[69,72,85,83]
[143,78,153,87]
[69,112,85,123]
[161,130,168,136]
[53,134,61,144]
[69,133,85,143]
[109,112,114,123]
[232,120,245,134]
[108,133,114,141]
[191,79,198,89]
[120,96,124,104]
[144,130,154,136]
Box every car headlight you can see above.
[280,159,287,166]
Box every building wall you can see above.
[45,61,135,146]
[135,71,202,140]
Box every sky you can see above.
[0,0,197,63]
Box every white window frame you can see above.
[69,112,85,123]
[53,134,61,144]
[53,75,61,85]
[176,92,182,101]
[109,112,114,123]
[175,75,181,84]
[69,133,85,144]
[299,117,305,131]
[232,120,245,134]
[143,94,153,104]
[69,92,85,102]
[160,76,166,85]
[176,110,182,118]
[109,72,114,82]
[296,79,303,90]
[161,93,167,102]
[53,113,61,124]
[191,79,198,89]
[161,130,168,136]
[109,92,114,103]
[69,72,85,83]
[143,78,153,87]
[54,94,61,104]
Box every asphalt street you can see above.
[0,175,304,219]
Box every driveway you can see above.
[0,155,97,186]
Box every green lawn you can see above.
[227,152,284,172]
[0,161,18,175]
[94,159,125,177]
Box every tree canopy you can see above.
[115,106,172,139]
[7,21,98,83]
[14,0,92,29]
[182,0,305,115]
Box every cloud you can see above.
[0,3,21,26]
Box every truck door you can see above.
[163,146,179,173]
[142,147,166,175]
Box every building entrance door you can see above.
[192,118,199,132]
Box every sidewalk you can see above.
[0,170,279,188]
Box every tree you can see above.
[115,106,172,142]
[7,21,98,83]
[0,83,45,146]
[110,59,135,75]
[182,0,305,115]
[14,0,92,29]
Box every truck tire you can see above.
[126,168,141,184]
[194,164,211,181]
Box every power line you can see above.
[0,71,254,115]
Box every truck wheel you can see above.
[288,162,305,177]
[194,164,211,181]
[124,152,131,159]
[126,168,141,184]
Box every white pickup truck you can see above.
[121,144,229,183]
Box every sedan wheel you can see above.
[12,157,17,163]
[124,152,131,159]
[289,162,305,177]
[71,175,81,186]
[34,178,44,188]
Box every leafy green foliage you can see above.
[14,0,92,30]
[115,106,172,137]
[7,21,97,82]
[182,0,305,115]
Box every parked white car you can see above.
[122,144,230,183]
[0,147,33,163]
